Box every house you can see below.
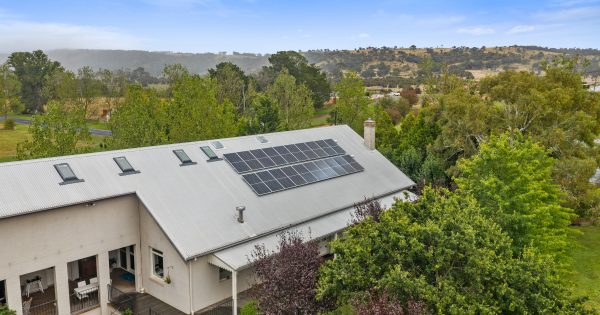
[0,121,415,315]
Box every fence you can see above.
[196,299,234,315]
[70,286,100,314]
[27,299,58,315]
[108,284,134,314]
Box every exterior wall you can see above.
[0,195,140,315]
[138,204,190,314]
[191,257,254,312]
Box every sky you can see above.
[0,0,599,53]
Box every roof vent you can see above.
[236,206,245,223]
[256,136,269,143]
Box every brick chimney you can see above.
[364,118,375,150]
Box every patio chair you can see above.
[77,281,86,288]
[76,281,88,300]
[89,277,98,284]
[22,297,32,315]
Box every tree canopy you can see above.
[318,188,590,314]
[267,70,314,131]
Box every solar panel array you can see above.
[223,139,346,174]
[242,155,364,196]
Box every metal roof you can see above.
[0,125,415,260]
[209,190,417,271]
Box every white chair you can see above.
[76,281,88,300]
[77,281,86,288]
[89,277,98,284]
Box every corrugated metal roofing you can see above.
[210,190,417,271]
[0,125,415,260]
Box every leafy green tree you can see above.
[318,188,590,314]
[107,85,167,149]
[17,101,90,159]
[76,66,103,115]
[43,69,77,102]
[0,63,22,119]
[209,62,252,114]
[334,71,370,134]
[7,50,63,113]
[456,132,575,258]
[262,51,331,108]
[167,73,238,142]
[242,93,279,135]
[266,70,314,130]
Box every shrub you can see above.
[0,306,17,315]
[3,118,15,130]
[121,309,133,315]
[240,300,258,315]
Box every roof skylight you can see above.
[54,163,84,185]
[113,156,140,175]
[200,146,220,161]
[173,149,196,166]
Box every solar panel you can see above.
[223,139,345,174]
[173,149,196,166]
[113,156,140,175]
[54,163,84,184]
[241,155,363,196]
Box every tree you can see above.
[262,51,331,108]
[318,188,590,314]
[456,132,575,257]
[166,73,238,142]
[0,63,22,119]
[43,69,76,102]
[7,50,63,113]
[249,230,326,314]
[76,66,103,115]
[242,93,279,135]
[17,101,90,159]
[209,62,251,114]
[107,85,167,149]
[266,70,314,131]
[334,71,370,134]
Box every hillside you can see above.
[1,46,599,87]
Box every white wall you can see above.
[191,257,255,312]
[138,203,190,313]
[0,195,140,315]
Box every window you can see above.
[256,136,269,143]
[151,248,164,279]
[173,149,196,166]
[200,146,220,161]
[219,267,231,281]
[0,279,6,306]
[113,157,140,175]
[211,141,224,149]
[54,163,84,185]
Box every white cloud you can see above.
[535,6,600,21]
[507,25,537,34]
[357,32,370,38]
[0,20,145,52]
[457,27,495,35]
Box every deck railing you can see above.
[196,299,234,315]
[108,284,134,314]
[27,299,58,315]
[70,286,100,314]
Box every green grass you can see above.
[86,120,109,130]
[0,123,30,161]
[311,106,332,127]
[567,225,600,310]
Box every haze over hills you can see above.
[1,46,599,86]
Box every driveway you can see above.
[0,116,112,136]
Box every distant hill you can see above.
[1,46,599,87]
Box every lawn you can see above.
[0,121,105,163]
[567,225,600,310]
[0,123,30,162]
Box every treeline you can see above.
[243,56,600,315]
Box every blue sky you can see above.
[0,0,599,53]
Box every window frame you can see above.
[113,156,140,176]
[173,149,197,166]
[218,267,231,281]
[151,248,165,280]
